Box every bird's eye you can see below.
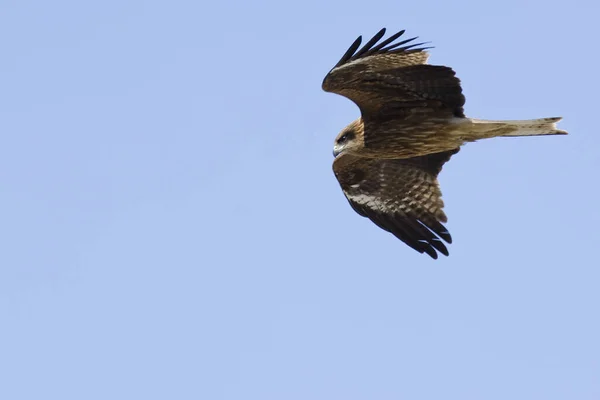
[338,131,355,144]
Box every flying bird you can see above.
[323,28,567,259]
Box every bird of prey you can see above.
[323,28,567,259]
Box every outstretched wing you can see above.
[322,28,465,119]
[332,148,459,259]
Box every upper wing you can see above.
[332,148,459,259]
[322,28,466,118]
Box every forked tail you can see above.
[468,117,568,138]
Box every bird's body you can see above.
[324,28,567,259]
[336,116,564,159]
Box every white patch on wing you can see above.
[346,192,399,215]
[330,51,430,73]
[331,56,373,72]
[346,193,385,213]
[347,193,377,206]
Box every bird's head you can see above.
[333,119,364,157]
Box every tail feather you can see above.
[469,117,568,138]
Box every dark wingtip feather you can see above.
[431,239,449,257]
[388,215,450,259]
[407,219,449,258]
[396,41,432,52]
[441,231,452,244]
[423,219,452,244]
[333,35,363,69]
[353,28,386,59]
[379,36,417,52]
[423,245,439,260]
[331,28,429,70]
[366,30,405,55]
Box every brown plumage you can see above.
[324,28,567,259]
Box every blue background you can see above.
[1,0,598,398]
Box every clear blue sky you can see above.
[1,1,598,399]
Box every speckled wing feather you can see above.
[322,28,466,118]
[333,148,459,259]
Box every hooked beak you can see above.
[333,144,342,158]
